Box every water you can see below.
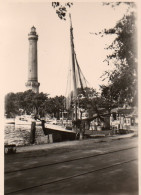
[4,124,45,146]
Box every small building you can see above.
[110,107,138,131]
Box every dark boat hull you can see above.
[43,127,76,142]
[41,122,76,142]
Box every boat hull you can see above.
[43,124,76,142]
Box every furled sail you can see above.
[65,14,89,114]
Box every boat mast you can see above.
[69,14,78,121]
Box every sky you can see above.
[1,1,131,97]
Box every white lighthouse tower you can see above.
[25,26,40,93]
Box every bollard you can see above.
[79,132,83,140]
[49,134,53,143]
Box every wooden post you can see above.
[79,131,83,140]
[79,120,85,140]
[30,121,36,144]
[41,120,46,135]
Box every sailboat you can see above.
[41,14,92,141]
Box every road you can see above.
[5,136,138,195]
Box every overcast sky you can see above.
[1,1,130,97]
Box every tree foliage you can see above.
[100,2,137,107]
[5,90,65,118]
[52,2,73,20]
[5,93,19,118]
[67,87,107,118]
[45,95,65,118]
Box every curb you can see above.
[14,133,137,154]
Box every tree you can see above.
[22,90,36,114]
[5,90,49,117]
[5,93,19,118]
[45,95,65,119]
[66,87,105,118]
[100,85,119,113]
[100,3,137,107]
[52,2,73,20]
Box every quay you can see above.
[5,133,138,195]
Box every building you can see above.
[89,107,138,132]
[25,26,40,93]
[110,107,138,132]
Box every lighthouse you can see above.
[25,26,40,93]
